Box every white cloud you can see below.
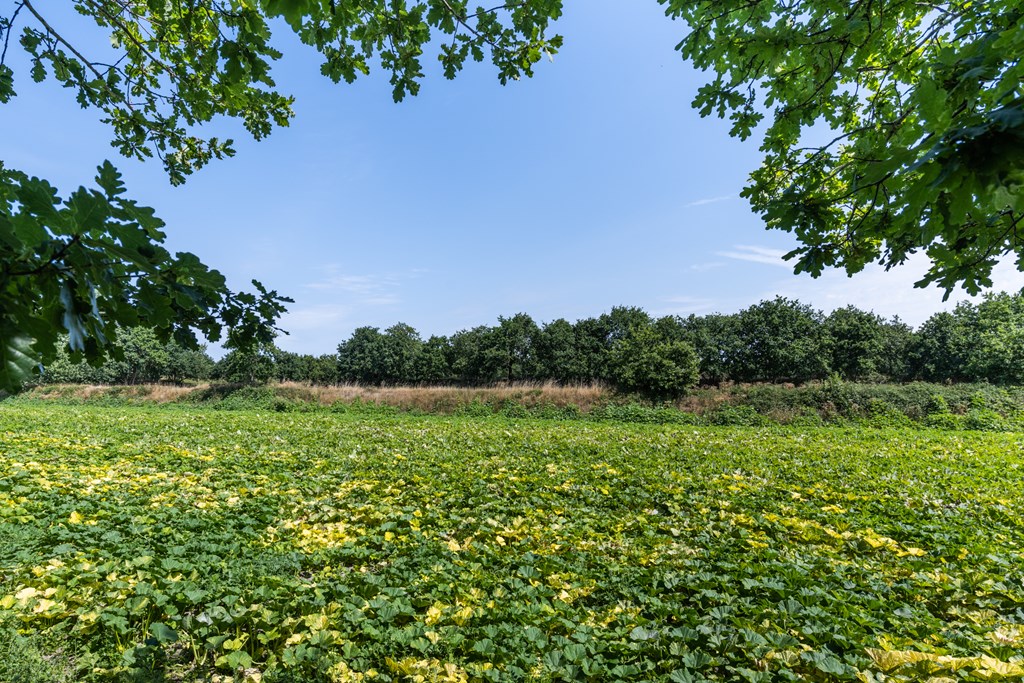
[306,272,400,294]
[761,255,1024,327]
[303,266,427,307]
[717,244,792,268]
[280,304,351,331]
[684,195,734,208]
[689,261,726,272]
[651,295,720,316]
[274,304,353,355]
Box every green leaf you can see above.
[215,649,253,670]
[0,328,38,392]
[0,64,15,103]
[149,622,178,644]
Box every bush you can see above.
[455,399,494,418]
[705,405,771,427]
[865,399,915,428]
[924,412,964,430]
[964,408,1008,432]
[500,400,530,419]
[788,411,826,428]
[529,402,582,420]
[608,326,699,401]
[593,403,699,425]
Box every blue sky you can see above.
[4,1,1022,355]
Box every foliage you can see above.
[662,0,1024,294]
[0,162,289,392]
[0,612,75,683]
[824,307,888,381]
[2,405,1024,681]
[492,313,542,382]
[966,292,1024,384]
[0,0,563,393]
[733,297,828,383]
[215,342,277,386]
[42,329,214,385]
[608,324,700,401]
[32,292,1024,390]
[337,324,426,385]
[679,313,741,385]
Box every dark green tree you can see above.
[536,318,579,383]
[412,335,452,385]
[823,307,888,381]
[215,343,275,385]
[164,342,215,384]
[911,307,975,382]
[965,292,1024,384]
[875,318,915,383]
[380,323,424,384]
[734,298,828,383]
[271,348,311,383]
[679,313,742,385]
[493,313,541,383]
[306,354,340,386]
[337,327,388,384]
[608,324,699,401]
[448,326,503,384]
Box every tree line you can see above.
[42,293,1024,399]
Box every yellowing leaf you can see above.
[15,586,37,603]
[33,598,57,613]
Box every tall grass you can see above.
[24,381,613,413]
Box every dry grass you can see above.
[24,381,613,413]
[274,381,612,414]
[26,384,198,403]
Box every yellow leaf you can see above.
[425,604,445,626]
[865,648,933,671]
[68,510,83,524]
[15,586,37,603]
[33,598,57,613]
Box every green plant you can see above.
[608,325,699,401]
[704,404,771,427]
[2,404,1024,681]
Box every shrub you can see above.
[865,399,915,428]
[608,326,699,401]
[924,412,964,430]
[964,408,1008,432]
[705,405,771,427]
[455,399,494,418]
[594,403,698,425]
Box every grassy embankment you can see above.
[18,379,1024,430]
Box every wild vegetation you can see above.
[17,378,1024,433]
[1,404,1023,682]
[3,2,1022,390]
[38,292,1024,401]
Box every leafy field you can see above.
[1,405,1023,682]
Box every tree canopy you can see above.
[0,0,563,392]
[662,0,1024,293]
[3,0,1022,392]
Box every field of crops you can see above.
[1,404,1023,682]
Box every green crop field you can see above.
[1,404,1023,682]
